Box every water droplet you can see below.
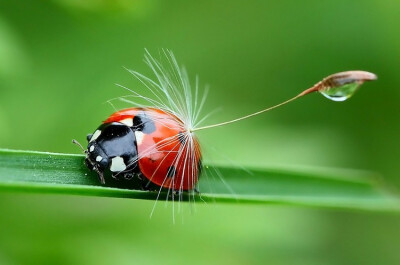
[319,71,377,101]
[320,82,360,101]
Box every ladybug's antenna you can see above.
[72,139,87,153]
[191,71,377,132]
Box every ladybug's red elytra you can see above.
[84,107,201,191]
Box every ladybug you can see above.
[82,107,202,192]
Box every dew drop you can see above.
[320,82,361,101]
[319,71,377,102]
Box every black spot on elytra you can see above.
[132,112,156,134]
[178,132,186,144]
[166,166,176,178]
[197,159,203,177]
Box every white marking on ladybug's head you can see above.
[89,145,95,152]
[110,156,127,172]
[135,131,144,145]
[89,130,101,142]
[96,156,103,162]
[119,118,133,127]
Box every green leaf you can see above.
[0,148,399,211]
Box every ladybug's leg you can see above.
[111,171,134,181]
[136,173,153,191]
[111,172,121,180]
[141,183,152,191]
[122,172,135,180]
[111,167,136,181]
[172,189,183,198]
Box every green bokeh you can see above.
[0,1,399,264]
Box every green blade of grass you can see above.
[0,148,399,211]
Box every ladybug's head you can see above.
[85,139,110,185]
[72,137,108,184]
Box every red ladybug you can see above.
[83,107,202,192]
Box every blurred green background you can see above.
[0,0,399,264]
